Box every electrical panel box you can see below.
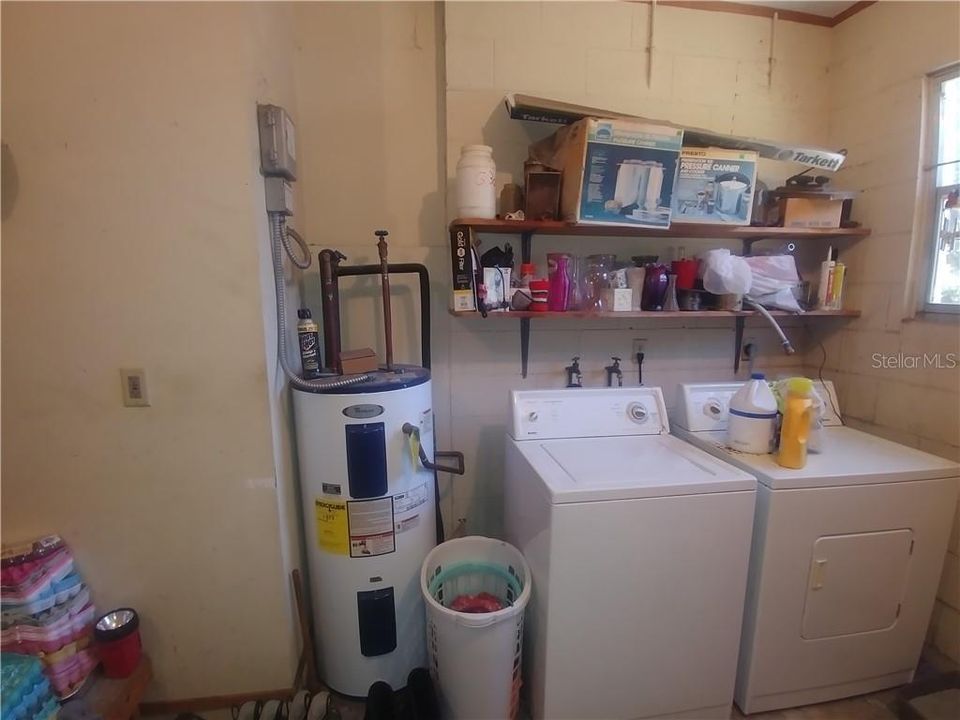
[257,104,297,180]
[265,177,294,215]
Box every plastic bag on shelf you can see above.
[701,249,752,295]
[744,255,803,312]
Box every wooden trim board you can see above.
[630,1,876,28]
[141,688,293,715]
[830,1,878,26]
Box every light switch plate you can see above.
[120,368,150,407]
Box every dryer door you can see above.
[801,529,913,639]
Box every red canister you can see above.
[671,259,699,290]
[95,608,142,678]
[529,279,549,312]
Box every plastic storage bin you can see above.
[420,536,531,720]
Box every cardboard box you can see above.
[531,118,684,228]
[506,93,846,171]
[449,225,476,311]
[780,197,844,228]
[671,148,758,225]
[602,288,633,311]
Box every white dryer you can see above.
[671,381,960,714]
[504,387,757,719]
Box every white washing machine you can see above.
[504,387,758,719]
[671,381,960,714]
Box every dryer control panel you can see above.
[673,380,842,432]
[509,387,668,440]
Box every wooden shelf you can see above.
[449,309,861,319]
[452,218,871,241]
[448,218,866,377]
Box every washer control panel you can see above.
[509,388,668,440]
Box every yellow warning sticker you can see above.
[315,499,348,555]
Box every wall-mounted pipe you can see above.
[331,263,432,370]
[319,249,346,372]
[375,231,394,371]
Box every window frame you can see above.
[921,63,960,315]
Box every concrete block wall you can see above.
[816,1,960,661]
[443,1,835,535]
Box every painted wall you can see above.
[818,0,960,662]
[443,1,831,535]
[3,0,957,701]
[289,2,454,524]
[1,1,301,698]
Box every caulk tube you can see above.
[816,245,834,310]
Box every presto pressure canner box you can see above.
[671,148,758,225]
[530,118,684,228]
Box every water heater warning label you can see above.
[347,497,396,558]
[394,483,428,514]
[315,499,348,555]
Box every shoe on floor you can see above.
[406,669,440,720]
[364,681,395,720]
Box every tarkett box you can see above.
[530,118,684,228]
[671,147,759,225]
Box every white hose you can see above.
[270,213,370,391]
[744,296,795,355]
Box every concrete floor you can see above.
[319,646,958,720]
[185,647,956,720]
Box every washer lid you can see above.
[516,433,756,503]
[674,426,959,489]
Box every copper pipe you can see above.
[375,230,393,371]
[319,249,346,373]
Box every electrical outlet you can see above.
[631,338,648,361]
[741,338,758,363]
[120,368,150,407]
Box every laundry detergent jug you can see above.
[778,377,814,469]
[727,373,778,454]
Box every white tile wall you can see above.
[443,1,839,535]
[818,0,960,660]
[443,0,959,658]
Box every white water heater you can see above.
[294,367,436,696]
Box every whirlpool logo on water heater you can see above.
[342,404,385,419]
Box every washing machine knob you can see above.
[528,411,539,422]
[705,399,724,418]
[627,403,647,423]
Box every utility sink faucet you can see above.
[605,357,623,387]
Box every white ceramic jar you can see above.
[456,145,496,219]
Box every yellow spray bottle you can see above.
[778,377,814,469]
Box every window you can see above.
[924,65,960,312]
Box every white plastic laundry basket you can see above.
[420,536,531,720]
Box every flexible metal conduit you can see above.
[269,213,370,391]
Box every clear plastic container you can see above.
[583,254,615,310]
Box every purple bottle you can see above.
[547,253,572,311]
[641,263,669,311]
